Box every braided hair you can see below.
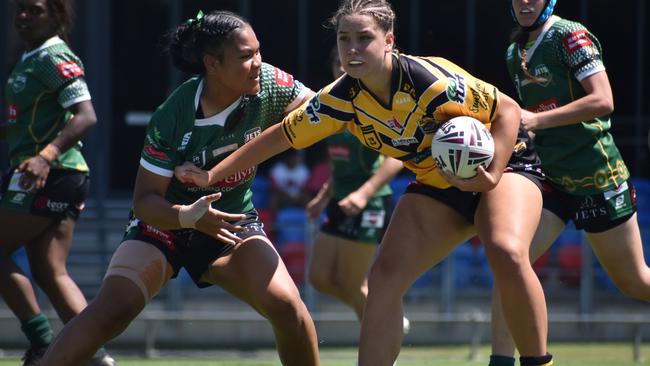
[329,0,396,34]
[510,28,546,83]
[510,0,555,83]
[168,11,249,75]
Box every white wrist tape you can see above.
[178,201,209,228]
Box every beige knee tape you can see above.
[104,240,171,301]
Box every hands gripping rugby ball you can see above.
[430,116,495,178]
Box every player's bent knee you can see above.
[261,293,306,322]
[104,240,171,302]
[485,240,528,271]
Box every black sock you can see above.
[489,355,516,366]
[520,353,553,366]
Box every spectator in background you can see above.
[0,0,115,365]
[268,149,311,216]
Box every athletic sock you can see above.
[520,353,553,366]
[489,355,516,366]
[20,313,53,347]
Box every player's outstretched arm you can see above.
[338,156,402,216]
[176,123,291,187]
[134,166,244,243]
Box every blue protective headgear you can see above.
[510,0,557,31]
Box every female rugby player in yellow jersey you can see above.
[305,47,408,333]
[175,1,552,365]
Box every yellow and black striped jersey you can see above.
[282,53,500,188]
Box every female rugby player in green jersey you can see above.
[40,11,320,366]
[305,48,407,332]
[175,1,553,365]
[489,1,650,366]
[1,0,115,365]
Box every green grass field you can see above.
[0,343,648,365]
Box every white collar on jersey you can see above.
[520,15,560,62]
[193,78,243,127]
[22,36,64,62]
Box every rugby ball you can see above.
[430,116,494,178]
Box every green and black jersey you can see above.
[140,63,308,214]
[326,131,392,200]
[5,36,91,171]
[506,16,628,194]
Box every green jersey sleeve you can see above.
[34,49,90,107]
[556,21,605,81]
[140,103,186,177]
[257,63,308,126]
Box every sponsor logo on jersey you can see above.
[417,116,438,134]
[575,194,607,221]
[391,137,418,147]
[143,144,171,161]
[141,224,176,250]
[212,143,238,158]
[528,98,559,113]
[361,210,385,229]
[274,67,294,87]
[349,83,361,99]
[446,74,466,104]
[244,127,262,143]
[150,128,163,145]
[179,132,192,151]
[305,97,321,124]
[215,167,256,188]
[190,149,207,167]
[395,97,410,105]
[563,30,593,54]
[7,104,18,123]
[604,181,628,199]
[394,91,412,105]
[401,83,417,100]
[11,74,27,93]
[34,196,69,212]
[125,216,140,232]
[361,125,382,150]
[56,61,84,79]
[284,117,299,140]
[385,116,404,133]
[328,145,351,161]
[469,81,490,113]
[10,192,26,204]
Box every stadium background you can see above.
[1,0,650,354]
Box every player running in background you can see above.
[489,1,650,366]
[40,10,319,366]
[174,1,552,365]
[306,47,407,333]
[1,0,115,365]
